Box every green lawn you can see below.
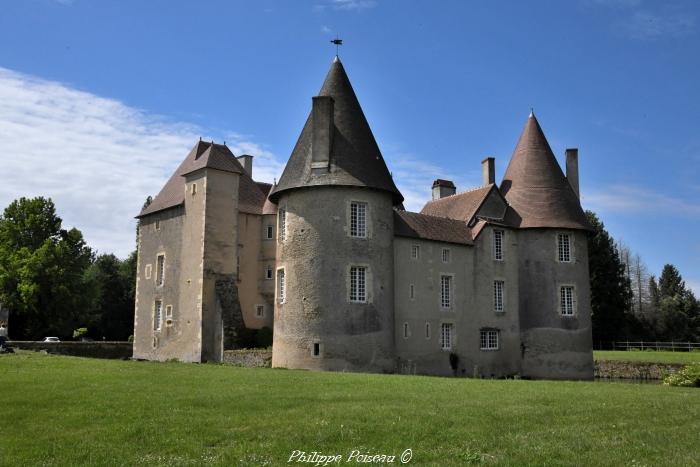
[1,352,699,466]
[594,350,700,365]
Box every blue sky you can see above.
[0,0,698,292]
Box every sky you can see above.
[0,0,698,293]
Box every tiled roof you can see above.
[500,114,592,231]
[394,210,473,246]
[420,185,494,222]
[138,141,268,218]
[269,57,403,205]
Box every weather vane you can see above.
[330,36,343,56]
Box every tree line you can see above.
[0,197,697,343]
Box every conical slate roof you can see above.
[269,57,403,204]
[500,114,592,231]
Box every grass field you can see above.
[594,350,700,365]
[1,352,699,466]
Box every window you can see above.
[313,342,320,356]
[277,269,285,303]
[156,254,165,286]
[350,266,367,303]
[411,245,420,260]
[558,233,571,262]
[255,305,264,318]
[165,305,173,318]
[266,224,274,239]
[350,201,367,238]
[493,230,504,261]
[236,255,240,279]
[440,275,452,308]
[155,219,160,231]
[403,322,409,339]
[494,280,504,312]
[441,323,453,350]
[278,208,286,241]
[191,183,197,195]
[144,264,152,280]
[409,284,415,300]
[560,286,575,316]
[153,300,162,332]
[266,265,273,280]
[480,329,499,350]
[425,322,431,339]
[442,248,450,263]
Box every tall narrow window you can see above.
[277,269,285,303]
[350,266,367,303]
[493,280,504,312]
[425,322,431,339]
[493,230,504,261]
[442,248,450,263]
[236,255,240,279]
[560,286,575,316]
[255,305,264,318]
[480,329,499,350]
[350,201,367,237]
[191,183,197,195]
[441,323,453,350]
[266,224,274,239]
[155,219,160,231]
[153,300,162,331]
[558,233,571,262]
[409,284,415,300]
[266,265,273,280]
[411,245,420,260]
[278,208,286,241]
[156,254,165,286]
[403,322,409,339]
[313,342,320,356]
[440,275,452,308]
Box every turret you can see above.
[269,57,402,372]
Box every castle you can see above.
[132,57,594,380]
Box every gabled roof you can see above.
[138,141,267,218]
[500,114,592,231]
[394,210,473,246]
[269,57,403,205]
[420,185,494,223]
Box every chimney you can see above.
[432,179,456,200]
[482,157,495,186]
[565,148,579,199]
[237,155,253,178]
[311,95,334,171]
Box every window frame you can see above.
[440,274,453,309]
[493,279,505,312]
[560,285,575,316]
[492,229,504,261]
[277,268,286,304]
[265,265,273,280]
[440,323,453,350]
[349,201,368,238]
[255,304,265,318]
[557,233,572,263]
[442,248,451,263]
[153,300,163,332]
[480,329,499,350]
[403,322,409,339]
[278,208,286,241]
[349,265,368,303]
[156,254,165,287]
[411,244,420,260]
[265,224,274,240]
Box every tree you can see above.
[0,197,93,339]
[654,265,700,341]
[84,253,135,340]
[585,211,633,344]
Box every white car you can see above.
[42,337,60,343]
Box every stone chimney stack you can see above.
[482,157,495,186]
[311,95,334,171]
[432,179,456,200]
[237,155,253,178]
[565,148,579,199]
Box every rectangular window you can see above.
[480,329,499,350]
[313,342,320,356]
[153,300,162,331]
[156,254,165,286]
[278,208,286,241]
[144,264,152,280]
[165,305,173,318]
[255,305,264,318]
[350,266,367,303]
[558,233,571,262]
[277,269,285,303]
[440,275,452,308]
[266,224,274,239]
[442,248,450,263]
[425,322,431,339]
[494,280,504,312]
[560,286,575,316]
[441,323,453,350]
[350,202,367,238]
[266,265,273,280]
[191,183,197,195]
[403,322,409,339]
[411,245,420,260]
[493,230,504,261]
[409,284,415,300]
[155,219,160,231]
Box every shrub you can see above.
[663,363,700,387]
[73,328,88,340]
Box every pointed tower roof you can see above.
[500,114,592,231]
[269,57,403,204]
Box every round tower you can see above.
[269,57,403,372]
[501,113,594,380]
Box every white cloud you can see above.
[0,67,283,258]
[584,184,700,216]
[321,25,333,34]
